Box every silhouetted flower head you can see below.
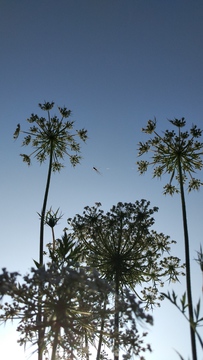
[70,201,184,308]
[13,101,88,171]
[137,118,203,194]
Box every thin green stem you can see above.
[114,271,119,360]
[39,141,53,265]
[52,227,55,251]
[96,301,106,360]
[38,141,53,360]
[178,158,197,360]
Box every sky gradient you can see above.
[0,1,203,359]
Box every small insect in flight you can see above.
[93,167,102,175]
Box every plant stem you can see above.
[51,327,60,360]
[39,141,53,266]
[38,142,53,360]
[96,301,106,360]
[85,329,89,360]
[52,227,55,251]
[178,158,197,360]
[38,321,44,360]
[114,272,119,360]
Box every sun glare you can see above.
[0,325,37,360]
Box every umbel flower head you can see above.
[70,201,185,308]
[13,101,88,171]
[137,118,203,194]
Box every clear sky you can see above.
[0,0,203,359]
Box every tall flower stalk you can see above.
[137,118,203,360]
[13,101,87,360]
[14,101,87,266]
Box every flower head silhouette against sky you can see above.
[13,101,88,171]
[70,201,185,308]
[137,118,203,194]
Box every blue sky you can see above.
[0,0,203,359]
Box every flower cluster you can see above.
[70,200,184,308]
[137,118,203,194]
[13,101,88,171]
[0,268,19,299]
[0,263,153,360]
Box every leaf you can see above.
[195,245,203,271]
[194,299,201,321]
[172,290,178,304]
[175,350,187,360]
[180,292,188,313]
[33,259,41,269]
[196,330,203,349]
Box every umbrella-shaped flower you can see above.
[70,200,184,360]
[137,118,203,194]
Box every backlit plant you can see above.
[137,118,203,194]
[70,200,184,360]
[137,118,203,360]
[13,101,87,360]
[13,101,88,265]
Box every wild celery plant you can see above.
[13,101,87,360]
[70,200,184,360]
[137,118,203,360]
[0,263,112,360]
[0,258,153,360]
[13,101,87,266]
